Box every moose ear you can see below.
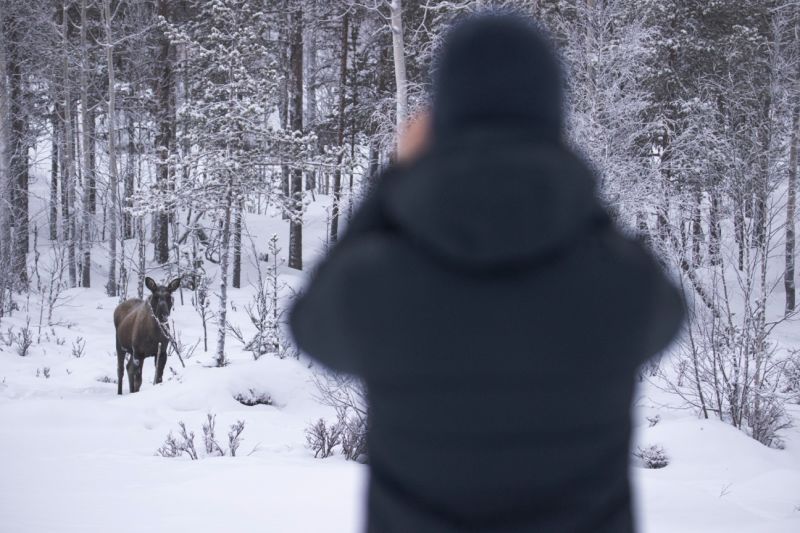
[145,277,158,292]
[167,277,182,293]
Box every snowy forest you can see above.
[1,1,799,532]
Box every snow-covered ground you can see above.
[1,190,799,532]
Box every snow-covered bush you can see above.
[157,415,246,460]
[635,445,669,469]
[311,371,368,462]
[157,421,199,460]
[228,420,245,457]
[234,388,273,407]
[783,351,800,404]
[305,418,341,459]
[339,412,368,463]
[202,414,225,457]
[13,319,33,357]
[71,337,86,358]
[239,235,295,360]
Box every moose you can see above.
[114,277,181,394]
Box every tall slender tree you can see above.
[287,5,304,270]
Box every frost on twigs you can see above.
[157,421,199,460]
[157,414,246,460]
[634,444,669,469]
[202,414,225,457]
[228,420,245,457]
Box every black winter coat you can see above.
[290,128,685,533]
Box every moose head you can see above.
[145,277,182,323]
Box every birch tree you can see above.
[102,0,119,296]
[389,0,408,132]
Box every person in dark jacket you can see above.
[290,13,685,533]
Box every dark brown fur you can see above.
[114,277,180,394]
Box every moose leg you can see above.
[116,340,125,395]
[126,355,136,393]
[154,347,167,385]
[133,357,144,392]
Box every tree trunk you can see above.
[103,0,118,296]
[0,27,11,307]
[734,192,745,270]
[155,0,172,265]
[88,103,96,213]
[124,114,135,239]
[786,103,798,314]
[389,0,408,134]
[79,0,92,288]
[691,189,703,268]
[288,6,303,270]
[49,106,59,240]
[232,197,242,289]
[60,106,68,239]
[330,12,349,244]
[7,19,28,288]
[709,190,721,266]
[215,184,233,367]
[279,2,290,220]
[752,93,772,249]
[367,138,379,188]
[63,4,77,288]
[305,2,318,192]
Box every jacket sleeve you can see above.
[641,249,686,360]
[288,176,395,375]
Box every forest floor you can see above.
[0,200,799,533]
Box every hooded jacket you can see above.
[290,14,684,533]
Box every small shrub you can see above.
[305,418,341,459]
[339,412,368,463]
[234,388,273,407]
[97,375,117,384]
[312,371,368,462]
[647,415,661,428]
[157,421,199,460]
[202,414,225,457]
[36,367,51,379]
[228,420,245,457]
[783,351,800,403]
[71,337,86,358]
[635,444,669,469]
[158,414,246,460]
[14,320,33,357]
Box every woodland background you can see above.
[1,0,800,460]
